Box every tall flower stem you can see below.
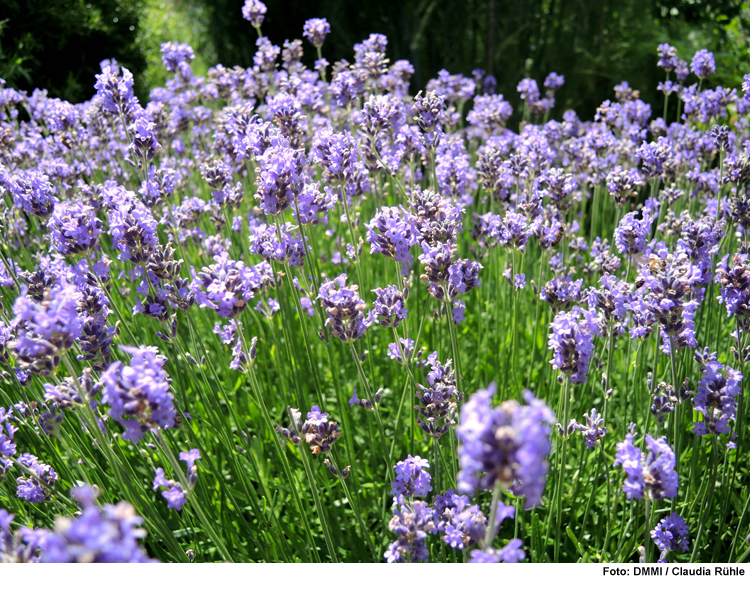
[328,452,378,561]
[729,488,750,561]
[644,497,652,563]
[554,376,572,562]
[483,481,503,550]
[154,432,235,563]
[287,407,338,563]
[446,298,463,393]
[349,342,394,482]
[391,327,417,387]
[245,361,322,562]
[579,445,603,543]
[690,438,719,562]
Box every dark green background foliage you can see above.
[2,0,750,117]
[0,0,147,102]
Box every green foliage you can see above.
[1,0,747,115]
[0,0,147,102]
[187,0,745,117]
[137,0,215,92]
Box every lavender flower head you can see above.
[575,408,607,449]
[415,353,462,439]
[129,117,161,162]
[303,18,330,47]
[101,345,175,443]
[153,450,200,512]
[371,284,408,328]
[153,468,187,511]
[48,201,102,255]
[4,170,56,218]
[607,166,644,205]
[614,211,652,255]
[692,361,742,438]
[160,42,194,79]
[469,539,526,563]
[540,276,584,314]
[517,78,540,103]
[318,274,370,343]
[242,0,266,27]
[311,128,360,186]
[548,306,601,384]
[651,512,690,562]
[366,207,419,274]
[10,281,83,375]
[544,72,565,91]
[614,433,678,500]
[457,383,554,508]
[38,485,156,562]
[384,499,435,563]
[391,455,432,498]
[94,63,139,120]
[301,406,341,454]
[254,142,303,216]
[190,252,272,319]
[431,488,515,552]
[657,44,678,71]
[16,454,57,503]
[690,49,716,79]
[108,199,159,263]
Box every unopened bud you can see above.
[324,458,338,477]
[187,465,198,488]
[155,331,171,343]
[249,336,258,361]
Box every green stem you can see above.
[289,408,338,563]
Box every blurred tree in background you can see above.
[0,0,147,102]
[1,0,749,118]
[198,0,750,118]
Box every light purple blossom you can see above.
[457,383,554,507]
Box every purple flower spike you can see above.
[614,433,678,500]
[457,384,554,507]
[651,512,690,562]
[548,306,601,384]
[303,18,330,48]
[318,274,371,343]
[101,345,175,443]
[391,455,432,498]
[242,0,266,27]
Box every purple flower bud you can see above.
[303,18,330,48]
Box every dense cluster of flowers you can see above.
[101,345,175,443]
[457,384,554,507]
[614,433,678,500]
[651,512,690,563]
[0,486,156,562]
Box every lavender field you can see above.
[0,0,748,564]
